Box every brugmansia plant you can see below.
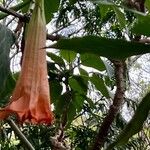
[0,0,54,124]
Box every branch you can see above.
[46,34,62,41]
[90,60,126,150]
[7,119,35,150]
[125,0,146,12]
[0,5,29,22]
[139,38,150,44]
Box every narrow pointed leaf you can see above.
[56,91,72,115]
[81,53,106,71]
[132,15,150,36]
[113,6,126,28]
[56,91,80,124]
[49,36,150,60]
[22,0,31,13]
[107,92,150,149]
[99,4,109,18]
[69,75,88,94]
[50,80,62,104]
[44,0,60,23]
[67,93,85,124]
[145,0,150,11]
[93,0,126,28]
[90,74,110,98]
[79,68,88,76]
[60,50,77,63]
[47,52,65,67]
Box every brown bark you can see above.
[91,60,126,150]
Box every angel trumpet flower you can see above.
[0,0,54,124]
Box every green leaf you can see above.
[0,73,16,106]
[112,6,126,28]
[145,0,150,12]
[47,52,65,67]
[69,75,88,94]
[67,93,85,124]
[71,93,84,113]
[99,4,110,18]
[49,36,150,60]
[56,91,72,115]
[67,98,76,123]
[91,0,146,16]
[0,24,15,91]
[50,80,62,104]
[79,68,89,76]
[132,15,150,36]
[55,91,82,124]
[44,0,60,23]
[22,0,31,13]
[97,0,114,19]
[107,92,150,149]
[90,74,110,98]
[60,50,77,63]
[80,53,106,71]
[86,97,96,109]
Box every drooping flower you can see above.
[0,0,54,124]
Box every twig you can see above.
[50,18,77,35]
[127,55,141,69]
[139,38,150,44]
[47,34,62,41]
[0,5,29,22]
[7,119,35,150]
[90,60,126,150]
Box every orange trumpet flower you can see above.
[0,0,54,124]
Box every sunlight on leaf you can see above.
[81,53,106,71]
[112,6,126,28]
[132,15,150,36]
